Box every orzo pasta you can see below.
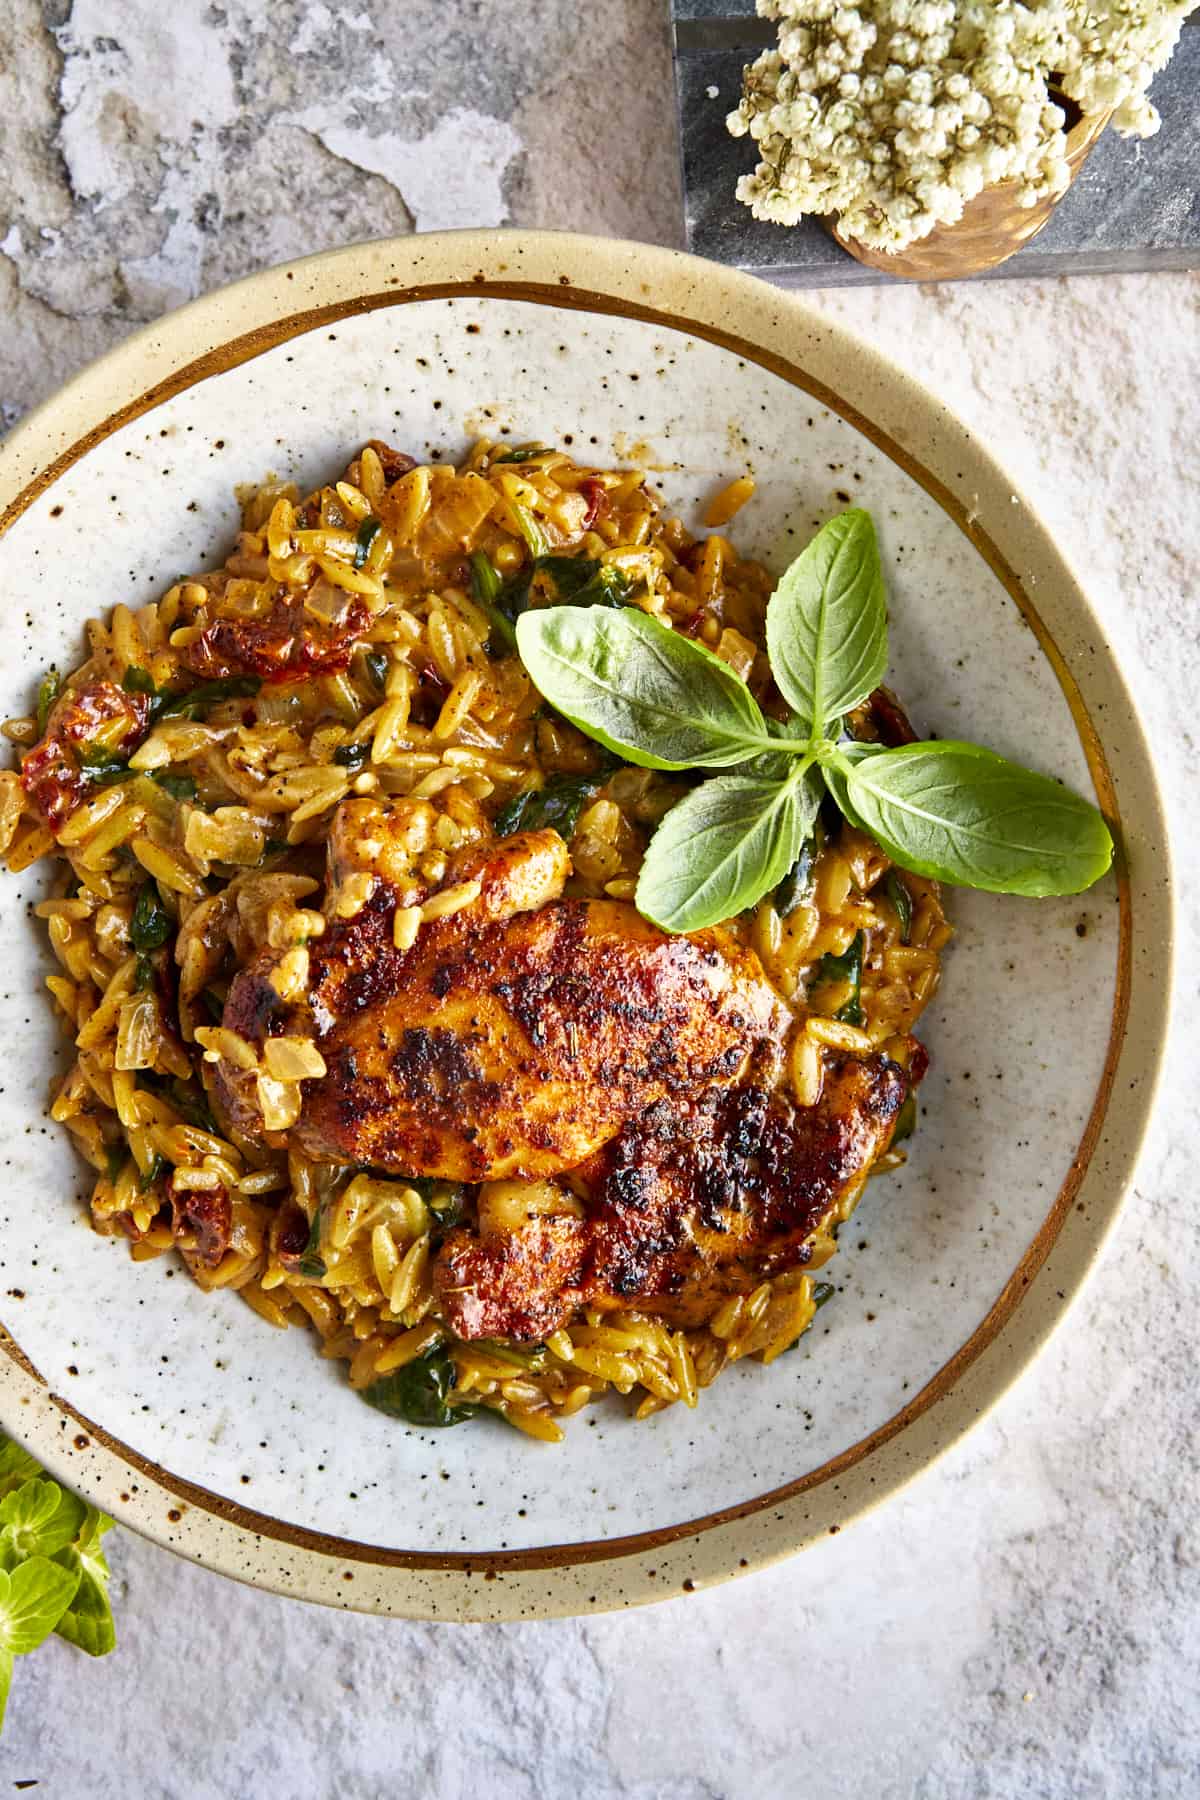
[4,438,948,1443]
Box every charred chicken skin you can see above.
[215,811,912,1340]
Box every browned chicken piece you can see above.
[433,1052,908,1338]
[215,826,786,1181]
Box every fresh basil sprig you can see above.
[514,607,795,772]
[766,507,887,736]
[514,509,1113,932]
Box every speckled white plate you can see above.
[0,232,1171,1619]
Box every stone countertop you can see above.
[0,4,1197,1795]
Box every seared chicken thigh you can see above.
[213,806,912,1337]
[434,1052,907,1338]
[218,825,787,1181]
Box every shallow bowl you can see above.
[0,231,1171,1619]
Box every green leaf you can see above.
[493,774,601,843]
[813,931,864,1025]
[36,667,61,736]
[818,739,885,828]
[844,741,1114,897]
[0,1440,42,1503]
[515,607,778,771]
[0,1556,80,1655]
[469,552,518,654]
[774,837,817,916]
[130,882,172,953]
[297,1206,326,1280]
[766,510,888,735]
[511,502,550,559]
[332,739,370,771]
[364,649,389,692]
[884,870,913,941]
[353,516,381,570]
[53,1507,116,1658]
[159,676,261,720]
[635,766,822,933]
[891,1091,917,1144]
[151,769,198,802]
[0,1647,11,1734]
[490,443,553,464]
[0,1479,87,1564]
[362,1348,477,1428]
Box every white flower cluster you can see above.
[727,0,1197,249]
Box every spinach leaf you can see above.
[491,443,552,464]
[532,557,631,610]
[130,883,172,953]
[425,1182,467,1228]
[774,836,816,916]
[138,1153,168,1193]
[120,665,170,725]
[36,668,61,736]
[364,649,390,692]
[353,516,381,570]
[891,1091,917,1144]
[75,743,132,785]
[151,769,198,802]
[635,765,822,934]
[814,931,864,1025]
[494,774,601,843]
[844,741,1114,896]
[362,1347,477,1428]
[159,676,261,720]
[515,607,780,771]
[297,1207,326,1280]
[766,509,887,737]
[511,502,550,559]
[333,740,370,771]
[813,1280,836,1310]
[469,552,518,654]
[884,870,913,941]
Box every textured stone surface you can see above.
[1,3,1199,1793]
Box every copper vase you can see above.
[830,103,1113,281]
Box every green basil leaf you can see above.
[635,767,821,933]
[844,741,1114,896]
[515,607,776,771]
[818,739,885,829]
[767,510,888,735]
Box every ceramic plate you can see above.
[0,232,1171,1619]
